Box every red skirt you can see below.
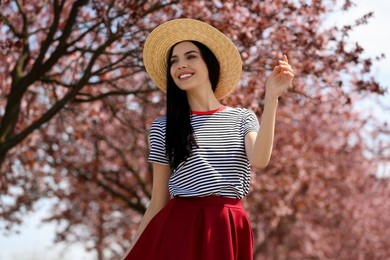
[125,196,253,260]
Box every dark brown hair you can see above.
[165,41,220,169]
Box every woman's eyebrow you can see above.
[171,50,199,59]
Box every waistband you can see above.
[173,196,242,208]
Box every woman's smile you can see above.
[178,72,194,81]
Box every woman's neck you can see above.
[186,90,221,112]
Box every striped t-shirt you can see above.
[148,106,260,199]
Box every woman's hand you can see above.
[265,55,294,100]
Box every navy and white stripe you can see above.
[148,106,260,199]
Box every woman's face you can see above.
[169,41,211,93]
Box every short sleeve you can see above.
[242,109,260,136]
[148,117,170,165]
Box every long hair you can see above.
[165,41,220,169]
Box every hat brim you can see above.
[143,19,242,100]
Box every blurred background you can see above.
[1,0,389,259]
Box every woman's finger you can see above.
[278,60,292,69]
[283,54,288,63]
[277,64,293,72]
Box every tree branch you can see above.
[74,168,146,214]
[0,13,122,160]
[32,0,62,69]
[28,0,88,83]
[74,88,154,103]
[0,10,22,37]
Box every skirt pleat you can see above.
[125,196,253,260]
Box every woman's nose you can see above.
[177,61,187,69]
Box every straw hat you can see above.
[143,18,242,99]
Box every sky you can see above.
[1,1,389,259]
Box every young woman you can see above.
[122,18,294,260]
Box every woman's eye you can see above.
[171,59,177,64]
[187,55,196,59]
